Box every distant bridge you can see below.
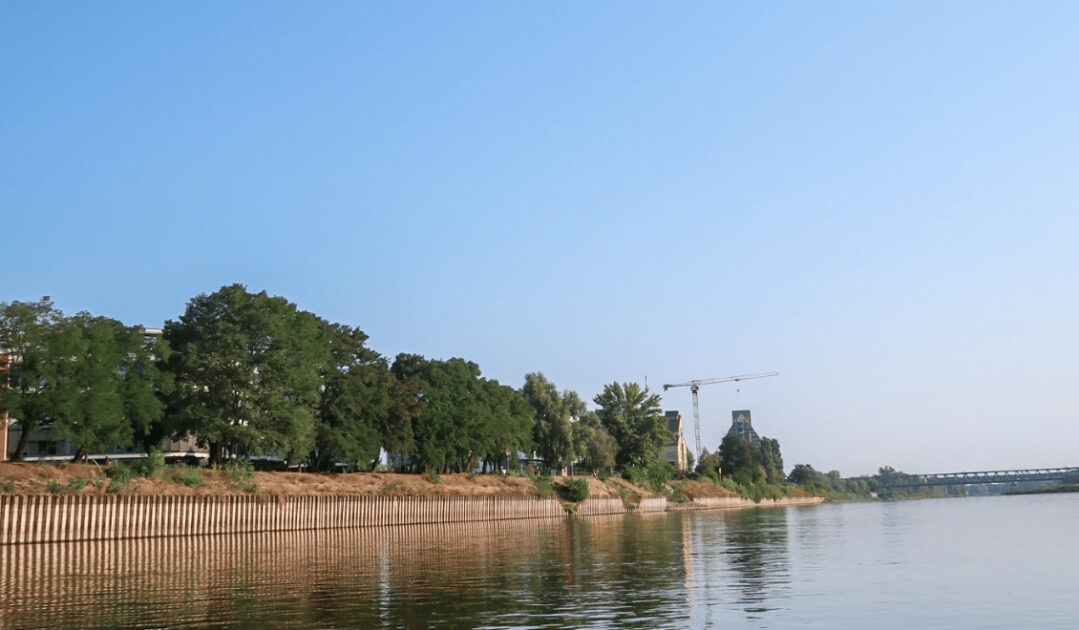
[878,467,1079,488]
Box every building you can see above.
[726,410,760,446]
[661,410,688,472]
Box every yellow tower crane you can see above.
[663,372,778,461]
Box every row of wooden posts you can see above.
[0,494,665,545]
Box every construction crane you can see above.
[663,372,779,460]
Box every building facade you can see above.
[727,409,760,446]
[661,410,688,472]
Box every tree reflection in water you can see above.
[0,509,801,628]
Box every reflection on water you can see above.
[3,495,1079,629]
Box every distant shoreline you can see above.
[1003,484,1079,496]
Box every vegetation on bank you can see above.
[1,290,998,506]
[0,290,671,479]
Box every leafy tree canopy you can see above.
[593,381,665,469]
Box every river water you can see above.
[2,493,1077,628]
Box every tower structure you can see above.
[726,410,760,446]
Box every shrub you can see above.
[561,478,589,502]
[169,465,203,488]
[530,473,553,498]
[699,466,721,484]
[622,467,648,488]
[645,461,673,492]
[562,503,577,514]
[0,477,15,493]
[130,448,166,478]
[106,464,134,484]
[67,477,87,492]
[227,460,257,493]
[426,470,441,485]
[669,485,688,503]
[46,479,63,494]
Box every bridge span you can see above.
[879,467,1079,488]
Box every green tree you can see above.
[582,427,617,474]
[697,447,722,482]
[522,372,577,472]
[718,434,763,483]
[391,354,491,473]
[478,380,534,473]
[48,314,167,462]
[787,463,820,485]
[0,298,64,460]
[593,381,665,469]
[313,323,419,471]
[758,436,785,484]
[164,285,327,466]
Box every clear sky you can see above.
[3,2,1078,476]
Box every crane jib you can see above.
[659,372,779,460]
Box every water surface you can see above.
[2,493,1077,628]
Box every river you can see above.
[2,493,1077,628]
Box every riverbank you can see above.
[0,462,822,545]
[0,461,801,504]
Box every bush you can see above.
[106,463,134,484]
[130,448,166,478]
[530,473,554,498]
[227,459,257,493]
[645,461,673,492]
[426,470,441,485]
[669,485,688,503]
[561,478,590,502]
[622,467,648,488]
[46,479,63,494]
[0,477,15,493]
[67,477,87,492]
[562,503,577,514]
[169,465,203,488]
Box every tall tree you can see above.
[522,372,577,471]
[593,381,665,469]
[164,285,327,466]
[718,434,763,483]
[478,380,534,473]
[582,427,617,475]
[312,323,390,471]
[391,354,489,473]
[0,298,63,460]
[758,436,785,484]
[48,314,167,462]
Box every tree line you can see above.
[0,286,675,473]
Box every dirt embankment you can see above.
[0,462,659,500]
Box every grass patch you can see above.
[67,477,87,492]
[45,479,63,494]
[426,470,441,485]
[0,477,15,493]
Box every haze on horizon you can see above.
[3,2,1077,477]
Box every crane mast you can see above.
[662,372,778,461]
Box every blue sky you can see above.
[3,2,1078,475]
